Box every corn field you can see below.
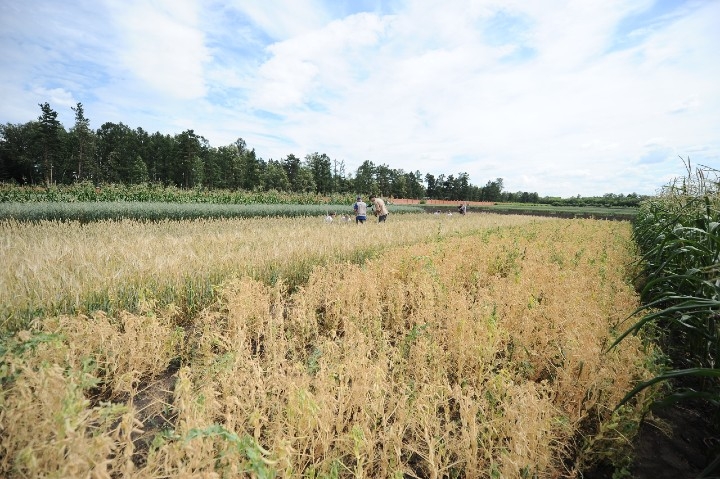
[0,212,658,478]
[0,182,357,205]
[611,160,720,477]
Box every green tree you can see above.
[176,130,201,188]
[456,172,470,200]
[96,122,134,183]
[375,164,392,197]
[128,155,149,184]
[130,127,151,180]
[425,173,437,198]
[306,152,333,194]
[482,178,503,202]
[282,154,302,192]
[144,132,176,184]
[295,166,317,193]
[191,155,204,187]
[436,174,447,198]
[390,172,407,198]
[234,138,263,191]
[70,102,94,181]
[354,160,376,196]
[202,147,225,189]
[443,174,456,199]
[37,102,63,185]
[406,170,425,199]
[263,159,290,191]
[331,158,353,193]
[0,122,42,183]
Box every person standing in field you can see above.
[369,195,389,223]
[353,196,367,224]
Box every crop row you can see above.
[0,181,358,205]
[612,162,720,477]
[0,201,423,223]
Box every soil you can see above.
[130,366,179,469]
[584,399,719,479]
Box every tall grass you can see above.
[0,216,657,478]
[612,159,720,477]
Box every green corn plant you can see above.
[610,159,720,477]
[0,181,362,206]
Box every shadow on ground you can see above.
[585,400,719,479]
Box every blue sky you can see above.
[1,0,718,197]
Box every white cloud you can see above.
[249,12,391,111]
[106,0,210,99]
[668,96,700,114]
[32,88,78,110]
[227,0,332,40]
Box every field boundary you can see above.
[389,198,495,206]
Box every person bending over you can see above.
[369,195,388,223]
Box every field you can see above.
[0,201,424,223]
[0,213,657,478]
[0,182,637,222]
[465,204,638,221]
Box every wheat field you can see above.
[0,213,551,330]
[0,213,656,478]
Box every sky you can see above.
[1,0,718,198]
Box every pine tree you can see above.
[37,102,61,185]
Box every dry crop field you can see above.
[0,213,656,478]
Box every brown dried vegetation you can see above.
[0,216,656,478]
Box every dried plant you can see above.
[0,215,656,478]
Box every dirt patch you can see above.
[584,400,719,479]
[130,366,179,469]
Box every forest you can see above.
[0,102,644,207]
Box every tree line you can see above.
[0,102,533,202]
[0,102,646,206]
